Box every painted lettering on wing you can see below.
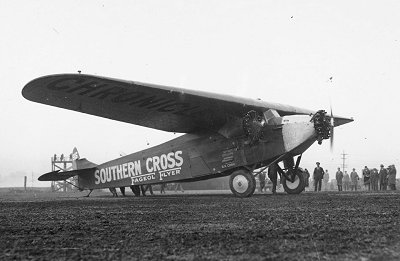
[46,77,205,117]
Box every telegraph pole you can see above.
[341,151,348,173]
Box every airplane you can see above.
[22,74,353,197]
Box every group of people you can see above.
[335,165,397,191]
[109,184,154,197]
[308,162,397,192]
[108,183,185,197]
[258,164,279,194]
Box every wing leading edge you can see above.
[22,74,352,134]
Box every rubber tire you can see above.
[229,169,256,198]
[282,169,305,194]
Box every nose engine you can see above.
[312,110,332,145]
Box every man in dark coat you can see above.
[362,166,371,191]
[130,185,141,196]
[119,187,126,196]
[336,167,344,191]
[303,168,310,189]
[313,162,325,192]
[350,168,359,191]
[268,164,278,194]
[370,168,379,191]
[388,165,397,190]
[379,164,388,190]
[259,171,266,192]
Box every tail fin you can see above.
[73,158,98,170]
[70,147,98,170]
[38,147,97,182]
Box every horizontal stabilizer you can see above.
[38,168,95,181]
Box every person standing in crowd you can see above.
[313,162,325,192]
[379,164,388,190]
[350,168,359,191]
[388,165,397,190]
[109,187,118,197]
[303,168,310,190]
[160,183,166,194]
[268,164,278,194]
[336,167,343,191]
[323,169,330,191]
[130,185,141,196]
[362,166,371,191]
[143,184,153,195]
[259,171,266,193]
[119,187,126,196]
[343,171,350,191]
[371,168,379,191]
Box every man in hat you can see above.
[370,168,379,191]
[388,165,397,190]
[313,162,325,192]
[336,167,344,191]
[362,166,371,191]
[379,164,388,190]
[343,171,350,191]
[350,168,359,191]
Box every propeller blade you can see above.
[330,106,334,151]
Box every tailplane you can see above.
[38,147,97,182]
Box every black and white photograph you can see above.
[1,1,399,260]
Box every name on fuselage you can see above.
[94,151,184,185]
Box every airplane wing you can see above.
[22,74,353,135]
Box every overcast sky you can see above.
[1,1,399,187]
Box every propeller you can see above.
[330,106,334,151]
[328,76,334,151]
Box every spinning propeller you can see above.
[330,106,334,151]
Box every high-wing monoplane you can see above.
[22,74,353,197]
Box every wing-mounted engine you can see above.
[242,109,283,144]
[243,110,265,144]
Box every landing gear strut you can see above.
[276,155,305,194]
[85,189,93,197]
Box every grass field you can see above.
[1,190,399,260]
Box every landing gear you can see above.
[277,155,306,194]
[85,189,93,197]
[282,169,305,194]
[229,169,256,197]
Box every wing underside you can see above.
[22,74,352,134]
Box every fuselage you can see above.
[78,114,317,190]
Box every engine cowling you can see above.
[311,110,332,145]
[242,110,265,144]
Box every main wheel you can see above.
[229,169,256,197]
[282,169,305,194]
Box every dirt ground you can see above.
[1,190,399,260]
